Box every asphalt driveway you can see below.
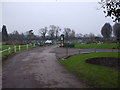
[2,45,88,88]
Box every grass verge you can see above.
[75,43,119,49]
[59,52,120,88]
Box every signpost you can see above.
[60,34,64,47]
[60,34,69,57]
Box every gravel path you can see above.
[2,45,88,88]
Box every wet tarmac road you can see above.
[2,45,89,88]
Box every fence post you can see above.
[26,44,28,49]
[34,43,35,47]
[19,45,21,51]
[8,47,11,54]
[14,46,16,53]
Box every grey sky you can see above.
[1,2,113,35]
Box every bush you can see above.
[64,43,75,48]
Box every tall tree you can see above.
[48,30,55,39]
[100,0,120,22]
[63,28,71,40]
[70,30,75,39]
[75,33,83,39]
[88,33,95,39]
[2,25,9,42]
[9,31,20,44]
[113,22,120,43]
[39,27,47,40]
[48,25,56,39]
[83,34,89,38]
[101,23,112,39]
[55,26,61,39]
[10,31,19,39]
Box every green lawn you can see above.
[1,45,17,50]
[60,52,120,88]
[75,43,119,49]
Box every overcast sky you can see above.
[1,1,114,35]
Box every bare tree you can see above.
[83,34,89,38]
[75,33,83,39]
[88,33,96,43]
[101,23,112,39]
[12,31,20,40]
[63,28,71,40]
[113,22,120,43]
[70,30,75,39]
[9,31,21,44]
[55,26,61,39]
[88,33,95,39]
[39,27,47,40]
[48,25,57,39]
[48,30,55,40]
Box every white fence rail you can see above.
[0,43,36,54]
[0,49,8,53]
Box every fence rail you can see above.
[0,43,36,55]
[0,49,8,53]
